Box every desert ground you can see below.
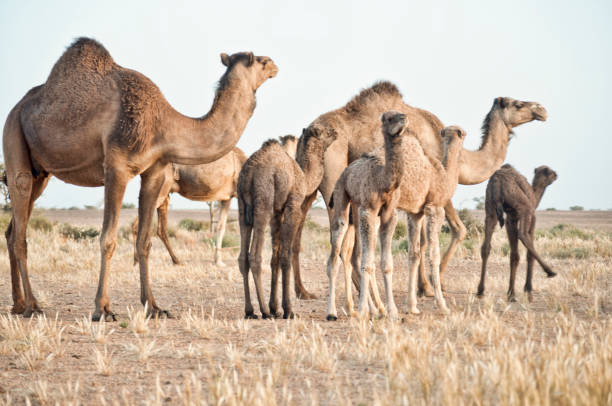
[0,208,610,405]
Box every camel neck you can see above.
[531,179,548,207]
[161,68,255,165]
[382,135,404,192]
[297,142,326,195]
[443,139,463,185]
[457,110,510,185]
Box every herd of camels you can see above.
[2,38,558,321]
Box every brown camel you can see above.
[477,164,558,302]
[3,37,277,320]
[325,111,407,320]
[131,147,247,266]
[237,128,336,319]
[291,84,547,299]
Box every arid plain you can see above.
[0,208,610,405]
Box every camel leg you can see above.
[292,191,318,300]
[6,173,49,316]
[339,221,356,318]
[238,199,256,319]
[132,218,140,266]
[417,220,434,297]
[406,213,424,314]
[517,212,556,278]
[477,210,497,297]
[279,202,302,319]
[356,207,377,318]
[135,164,173,318]
[208,202,216,234]
[506,219,520,302]
[380,209,398,319]
[214,199,231,267]
[439,201,467,291]
[425,207,450,314]
[269,215,282,318]
[326,193,351,321]
[368,216,386,315]
[156,196,181,265]
[249,207,272,319]
[93,169,128,321]
[524,216,537,302]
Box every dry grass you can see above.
[0,211,610,405]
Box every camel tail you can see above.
[328,195,334,209]
[496,203,505,228]
[1,171,6,186]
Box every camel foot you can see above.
[296,290,317,300]
[172,260,183,266]
[133,258,138,266]
[92,309,117,322]
[261,312,274,319]
[527,292,534,303]
[507,295,517,303]
[326,314,338,321]
[245,312,258,319]
[283,311,295,319]
[214,261,226,267]
[23,303,43,318]
[476,288,485,298]
[439,305,451,315]
[11,300,27,315]
[148,308,172,319]
[546,270,557,278]
[409,307,421,315]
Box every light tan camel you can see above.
[3,37,277,320]
[291,84,547,299]
[237,129,336,319]
[478,164,558,301]
[131,147,247,266]
[325,111,407,320]
[327,112,466,318]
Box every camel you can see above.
[3,37,277,320]
[237,128,336,319]
[131,147,247,267]
[328,112,467,318]
[291,84,547,300]
[477,164,558,302]
[325,111,407,320]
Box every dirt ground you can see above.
[0,209,610,404]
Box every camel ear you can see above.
[220,53,231,67]
[247,52,254,67]
[495,97,508,108]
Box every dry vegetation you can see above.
[0,210,610,405]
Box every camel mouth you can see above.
[532,106,547,121]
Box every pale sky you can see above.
[1,1,610,210]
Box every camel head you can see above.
[494,97,547,128]
[299,124,338,152]
[220,51,278,90]
[533,165,558,188]
[279,134,298,158]
[442,125,467,151]
[381,111,406,138]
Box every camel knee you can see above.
[454,222,467,242]
[11,237,27,257]
[480,243,490,260]
[510,250,520,265]
[100,236,117,257]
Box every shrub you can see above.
[179,218,208,232]
[545,207,557,211]
[393,221,407,240]
[29,216,53,232]
[121,202,136,209]
[442,209,483,239]
[536,224,593,241]
[60,224,100,240]
[84,205,97,210]
[569,205,584,211]
[304,218,325,232]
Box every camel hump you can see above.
[48,37,115,81]
[344,81,403,114]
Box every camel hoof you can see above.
[546,271,557,278]
[283,311,295,319]
[172,260,183,266]
[296,290,317,300]
[245,312,258,319]
[92,311,117,322]
[508,296,517,303]
[148,308,172,319]
[418,288,435,298]
[23,306,43,318]
[527,293,534,303]
[11,301,26,315]
[215,261,226,267]
[326,314,338,321]
[409,308,421,315]
[476,289,485,298]
[261,312,273,319]
[440,306,451,315]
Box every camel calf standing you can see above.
[237,130,335,319]
[477,164,558,301]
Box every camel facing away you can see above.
[237,130,336,319]
[3,37,277,320]
[131,147,247,267]
[325,111,407,320]
[477,164,558,302]
[291,82,547,299]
